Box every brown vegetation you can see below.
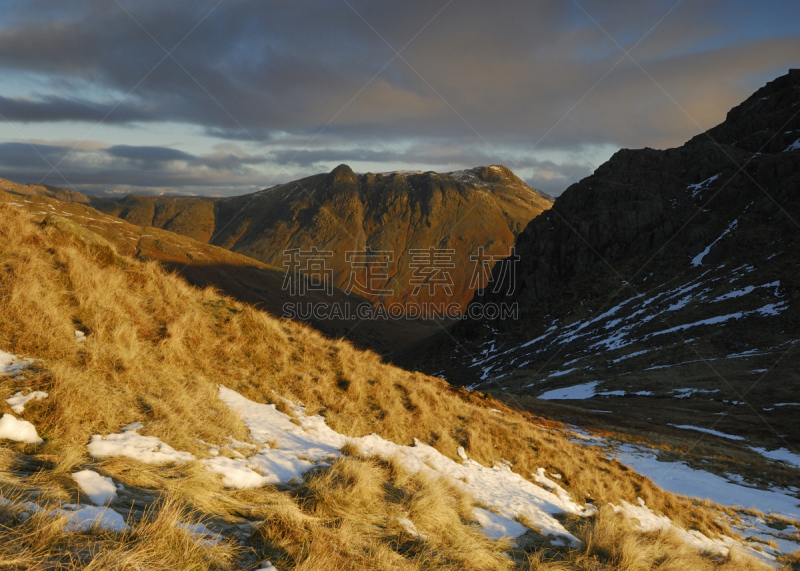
[0,203,781,568]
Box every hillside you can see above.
[395,71,800,457]
[90,165,553,310]
[0,190,437,355]
[1,177,90,204]
[0,198,792,569]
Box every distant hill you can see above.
[90,165,553,309]
[0,177,90,204]
[396,70,800,449]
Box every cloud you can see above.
[106,145,195,164]
[0,141,274,196]
[0,95,152,123]
[0,0,798,195]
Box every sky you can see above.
[0,0,797,197]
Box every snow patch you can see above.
[471,507,528,541]
[750,447,800,470]
[204,456,275,489]
[0,496,127,532]
[612,499,774,565]
[0,349,35,376]
[5,391,48,413]
[177,522,225,546]
[784,138,800,152]
[218,386,592,544]
[669,425,744,440]
[0,414,43,444]
[88,429,196,464]
[396,517,427,540]
[691,218,737,266]
[686,174,720,197]
[672,388,719,399]
[59,504,128,532]
[615,445,800,519]
[610,350,648,364]
[72,470,118,505]
[538,381,599,400]
[548,368,577,378]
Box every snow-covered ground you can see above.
[562,417,800,563]
[213,386,594,544]
[79,385,793,562]
[78,386,595,542]
[612,498,774,563]
[613,444,800,520]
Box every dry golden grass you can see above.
[0,492,240,570]
[247,454,512,571]
[0,203,787,568]
[521,506,774,570]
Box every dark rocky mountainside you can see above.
[396,70,800,448]
[91,165,552,309]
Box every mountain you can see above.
[90,165,553,309]
[0,176,90,204]
[0,190,438,354]
[396,70,800,449]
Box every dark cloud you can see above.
[0,0,798,195]
[0,95,152,123]
[0,141,73,169]
[106,145,195,164]
[0,142,274,196]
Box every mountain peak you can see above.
[474,165,516,182]
[328,163,357,183]
[700,68,800,151]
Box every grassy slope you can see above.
[0,190,440,355]
[0,203,777,569]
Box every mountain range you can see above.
[90,165,553,310]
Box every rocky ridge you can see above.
[91,165,552,309]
